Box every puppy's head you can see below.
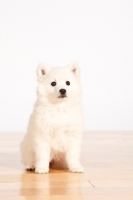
[37,62,81,102]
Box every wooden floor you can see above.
[0,131,133,200]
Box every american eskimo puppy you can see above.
[21,62,84,173]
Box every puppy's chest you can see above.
[42,107,74,127]
[35,104,82,134]
[49,129,68,152]
[43,108,70,152]
[44,108,73,127]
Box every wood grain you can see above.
[0,131,133,200]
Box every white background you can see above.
[0,0,133,131]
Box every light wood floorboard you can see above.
[0,131,133,199]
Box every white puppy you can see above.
[21,62,84,173]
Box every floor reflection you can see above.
[20,167,84,198]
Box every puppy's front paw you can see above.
[35,166,49,174]
[69,164,84,173]
[26,164,35,171]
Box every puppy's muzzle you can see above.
[58,89,67,98]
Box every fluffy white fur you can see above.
[21,62,84,173]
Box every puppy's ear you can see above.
[69,61,80,78]
[37,63,50,81]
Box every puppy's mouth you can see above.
[58,95,67,98]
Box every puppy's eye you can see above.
[66,81,70,86]
[51,82,56,86]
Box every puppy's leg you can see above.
[21,141,35,170]
[25,152,35,171]
[35,140,50,174]
[66,136,84,173]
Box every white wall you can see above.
[0,0,133,131]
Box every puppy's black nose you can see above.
[59,89,66,95]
